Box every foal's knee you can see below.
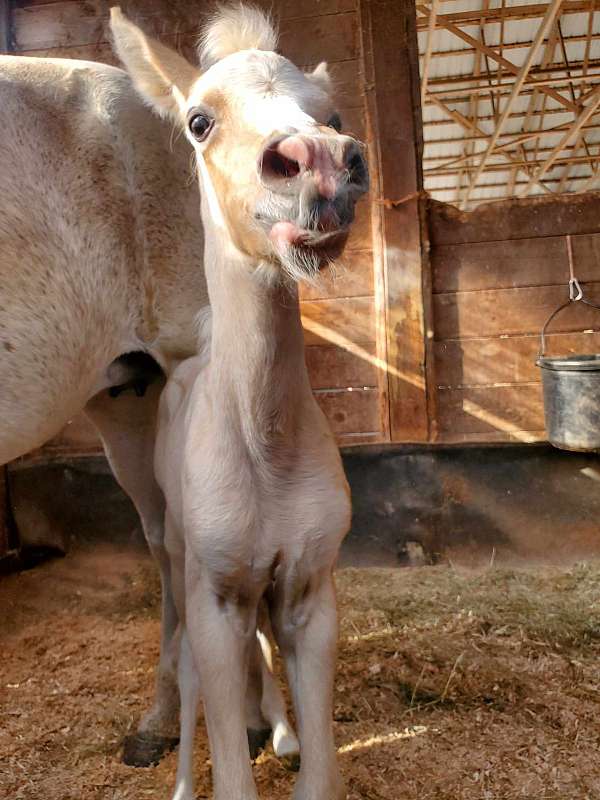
[200,567,265,640]
[272,568,334,650]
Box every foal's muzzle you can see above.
[257,132,369,252]
[260,133,368,201]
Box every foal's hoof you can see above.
[122,732,179,767]
[279,752,301,772]
[247,727,271,760]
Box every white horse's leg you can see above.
[172,627,201,800]
[273,572,345,800]
[85,380,180,766]
[186,558,259,800]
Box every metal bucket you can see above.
[535,236,600,451]
[537,354,600,451]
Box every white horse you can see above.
[110,5,368,800]
[0,11,292,766]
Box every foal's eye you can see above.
[326,113,342,132]
[189,113,214,142]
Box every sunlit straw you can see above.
[338,726,428,754]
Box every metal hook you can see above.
[569,277,583,301]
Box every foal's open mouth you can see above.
[268,221,349,263]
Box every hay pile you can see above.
[2,545,600,799]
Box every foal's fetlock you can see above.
[292,773,346,800]
[123,685,181,767]
[122,730,180,767]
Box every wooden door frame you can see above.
[359,0,432,443]
[0,0,11,53]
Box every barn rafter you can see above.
[419,0,600,208]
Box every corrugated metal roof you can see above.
[418,0,600,208]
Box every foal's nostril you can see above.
[345,147,368,188]
[261,145,301,181]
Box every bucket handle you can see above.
[539,235,600,356]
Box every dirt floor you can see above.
[2,545,600,800]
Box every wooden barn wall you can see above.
[1,0,424,459]
[0,467,10,559]
[428,192,600,445]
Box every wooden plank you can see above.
[327,59,363,109]
[30,377,380,462]
[17,38,362,80]
[299,250,373,301]
[432,236,569,293]
[337,431,381,445]
[428,192,600,247]
[13,1,359,59]
[0,466,9,558]
[315,387,380,434]
[435,332,600,387]
[14,1,114,50]
[13,0,358,13]
[345,201,371,252]
[433,232,600,294]
[433,231,600,294]
[0,0,11,53]
[337,106,366,143]
[279,12,358,65]
[359,0,428,442]
[437,429,546,445]
[306,343,378,389]
[437,383,545,435]
[434,283,600,340]
[301,295,375,345]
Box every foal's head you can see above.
[110,4,369,282]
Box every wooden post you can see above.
[359,0,431,441]
[0,467,11,559]
[0,0,11,53]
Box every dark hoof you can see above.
[247,727,271,760]
[122,732,179,767]
[279,753,301,772]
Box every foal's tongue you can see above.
[269,221,304,248]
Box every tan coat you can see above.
[0,55,208,464]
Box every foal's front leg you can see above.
[273,570,345,800]
[172,627,201,800]
[185,556,260,800]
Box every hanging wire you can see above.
[539,235,600,356]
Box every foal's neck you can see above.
[203,219,311,451]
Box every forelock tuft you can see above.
[198,4,279,70]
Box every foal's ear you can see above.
[306,62,333,95]
[110,7,199,119]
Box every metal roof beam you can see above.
[426,32,600,60]
[428,94,554,193]
[423,104,596,125]
[426,59,600,89]
[432,173,593,194]
[519,86,600,194]
[417,5,578,112]
[426,152,600,175]
[462,0,566,205]
[557,0,596,190]
[416,1,591,30]
[420,0,440,108]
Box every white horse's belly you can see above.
[0,57,207,463]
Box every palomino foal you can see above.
[111,5,368,800]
